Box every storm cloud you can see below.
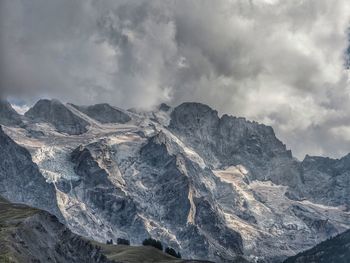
[1,0,350,159]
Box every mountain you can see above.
[0,100,23,126]
[24,99,89,135]
[283,229,350,263]
[0,196,212,263]
[71,103,131,124]
[0,125,62,218]
[169,102,350,207]
[0,196,113,263]
[301,155,350,206]
[0,100,349,262]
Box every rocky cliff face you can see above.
[301,155,350,206]
[169,103,299,185]
[284,229,350,263]
[71,103,131,124]
[169,102,349,207]
[1,101,349,263]
[0,126,62,219]
[25,99,89,135]
[0,100,23,126]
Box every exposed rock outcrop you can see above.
[284,229,350,263]
[72,103,131,124]
[25,99,89,135]
[0,126,62,219]
[169,102,349,207]
[0,100,23,126]
[2,100,349,262]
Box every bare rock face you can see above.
[25,99,89,135]
[169,102,301,187]
[0,100,23,126]
[284,229,350,263]
[137,132,244,261]
[67,143,149,243]
[72,103,131,124]
[301,155,350,206]
[169,102,350,207]
[0,126,62,219]
[1,100,349,263]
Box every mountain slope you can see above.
[25,99,89,135]
[283,229,350,263]
[1,101,349,262]
[71,103,131,124]
[0,100,23,126]
[0,196,114,263]
[169,102,300,186]
[301,155,350,206]
[0,196,215,263]
[169,102,349,207]
[0,125,62,219]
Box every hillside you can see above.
[1,99,349,262]
[0,196,213,263]
[283,229,350,263]
[0,196,113,263]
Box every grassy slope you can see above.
[0,197,40,263]
[0,197,211,263]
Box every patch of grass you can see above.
[91,242,183,263]
[0,198,39,226]
[0,197,39,263]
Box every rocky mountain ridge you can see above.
[0,99,349,262]
[283,229,350,263]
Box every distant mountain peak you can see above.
[25,99,89,135]
[0,99,23,126]
[71,103,131,124]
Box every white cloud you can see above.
[1,0,350,159]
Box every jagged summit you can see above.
[25,99,89,135]
[0,126,62,218]
[169,102,294,175]
[169,102,350,206]
[71,103,131,124]
[284,229,350,263]
[159,103,171,112]
[0,100,23,126]
[1,100,349,262]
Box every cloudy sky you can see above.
[1,0,350,159]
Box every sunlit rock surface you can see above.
[0,101,349,262]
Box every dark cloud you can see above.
[1,0,350,159]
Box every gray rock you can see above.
[68,142,149,243]
[169,102,349,206]
[284,229,350,263]
[0,100,23,126]
[301,155,350,206]
[1,100,349,263]
[72,103,131,124]
[25,99,89,135]
[159,103,171,112]
[0,126,62,220]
